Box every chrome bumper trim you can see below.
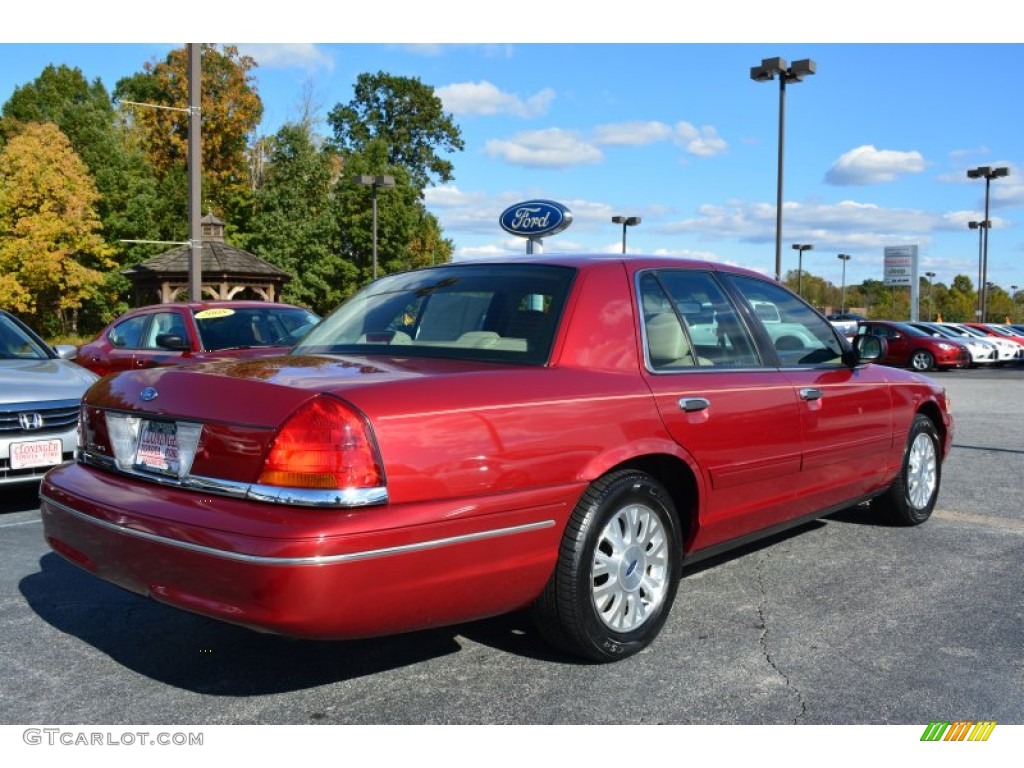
[78,451,387,508]
[41,493,555,566]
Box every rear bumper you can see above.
[41,462,574,639]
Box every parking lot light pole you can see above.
[611,215,641,254]
[968,219,988,319]
[750,57,816,282]
[357,174,396,279]
[967,166,1009,322]
[792,243,813,297]
[925,271,937,321]
[837,254,851,312]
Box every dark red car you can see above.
[41,256,953,662]
[77,301,319,377]
[856,320,970,372]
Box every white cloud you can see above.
[484,129,603,168]
[825,145,927,185]
[664,198,943,251]
[435,80,555,118]
[673,122,728,157]
[236,44,333,72]
[423,185,485,208]
[592,121,672,147]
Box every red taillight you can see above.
[258,396,384,490]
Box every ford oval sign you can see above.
[499,200,573,239]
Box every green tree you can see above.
[0,122,114,334]
[942,274,977,322]
[327,71,464,192]
[248,121,346,314]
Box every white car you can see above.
[939,323,1020,365]
[909,322,998,367]
[1,310,98,486]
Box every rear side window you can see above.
[295,264,576,365]
[639,271,761,370]
[108,315,149,349]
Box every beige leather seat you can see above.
[646,313,696,368]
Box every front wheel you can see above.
[532,470,682,662]
[872,414,941,525]
[910,349,935,371]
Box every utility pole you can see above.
[187,43,203,302]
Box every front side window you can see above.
[295,264,576,365]
[727,275,845,367]
[142,312,189,350]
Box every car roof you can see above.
[121,300,311,313]
[415,253,770,279]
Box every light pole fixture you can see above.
[356,174,396,279]
[792,243,813,297]
[837,254,851,312]
[751,56,816,282]
[967,165,1009,322]
[925,271,937,321]
[611,215,641,254]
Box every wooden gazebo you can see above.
[123,214,292,305]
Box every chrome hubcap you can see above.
[907,432,937,510]
[591,503,669,632]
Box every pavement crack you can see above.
[755,551,807,724]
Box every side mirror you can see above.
[53,344,79,360]
[845,333,886,366]
[155,333,190,351]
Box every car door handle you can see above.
[799,388,823,401]
[678,397,710,412]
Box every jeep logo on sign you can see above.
[499,200,573,238]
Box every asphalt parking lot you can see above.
[1,366,1021,726]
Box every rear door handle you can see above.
[799,387,823,401]
[678,397,710,412]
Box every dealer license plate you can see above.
[10,439,64,470]
[135,420,181,476]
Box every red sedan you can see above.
[41,256,953,662]
[856,320,970,371]
[77,301,319,377]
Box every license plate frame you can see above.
[134,419,181,476]
[9,438,63,470]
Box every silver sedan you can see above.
[1,311,98,486]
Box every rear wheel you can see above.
[910,349,935,371]
[873,414,941,526]
[532,470,682,662]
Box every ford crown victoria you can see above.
[41,256,952,662]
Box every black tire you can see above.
[532,470,682,662]
[872,414,941,526]
[910,349,935,372]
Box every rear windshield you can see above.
[294,264,576,365]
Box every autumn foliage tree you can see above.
[0,122,114,334]
[114,45,263,232]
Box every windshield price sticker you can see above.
[135,420,180,475]
[10,439,63,470]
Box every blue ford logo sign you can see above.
[139,387,159,402]
[499,200,573,238]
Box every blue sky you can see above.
[3,3,1023,296]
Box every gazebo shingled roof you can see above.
[123,214,292,305]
